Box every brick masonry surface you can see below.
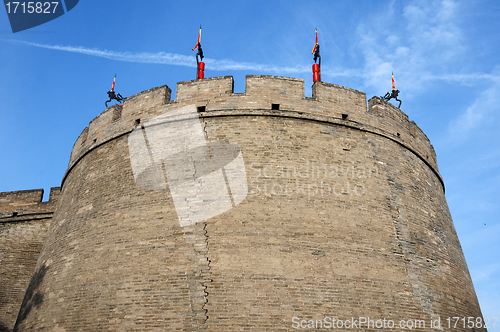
[0,188,60,332]
[2,76,485,331]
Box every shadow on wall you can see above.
[12,264,49,332]
[0,323,10,332]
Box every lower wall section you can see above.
[14,114,484,331]
[0,218,51,332]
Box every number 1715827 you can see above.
[5,2,59,14]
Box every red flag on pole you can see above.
[192,26,201,51]
[111,75,116,92]
[392,72,396,90]
[312,29,318,54]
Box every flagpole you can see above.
[192,25,204,80]
[312,28,321,82]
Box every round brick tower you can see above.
[15,76,485,331]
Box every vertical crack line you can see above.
[200,117,209,142]
[200,118,215,172]
[183,221,211,331]
[221,168,235,207]
[161,160,168,188]
[196,117,212,327]
[201,222,211,326]
[141,125,155,163]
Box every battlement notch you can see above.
[0,187,61,220]
[65,76,440,190]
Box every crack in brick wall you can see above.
[182,222,211,331]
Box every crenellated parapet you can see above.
[0,187,60,221]
[368,96,439,173]
[68,85,172,167]
[176,75,233,102]
[65,75,441,190]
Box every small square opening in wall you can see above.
[135,119,141,125]
[397,132,401,137]
[12,211,18,218]
[271,104,280,110]
[342,114,348,120]
[197,106,206,112]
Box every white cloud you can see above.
[446,81,500,144]
[5,40,311,75]
[2,40,382,82]
[356,0,466,95]
[11,40,196,66]
[4,5,499,91]
[471,263,500,282]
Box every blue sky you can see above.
[1,0,498,324]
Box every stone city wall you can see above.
[9,76,484,331]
